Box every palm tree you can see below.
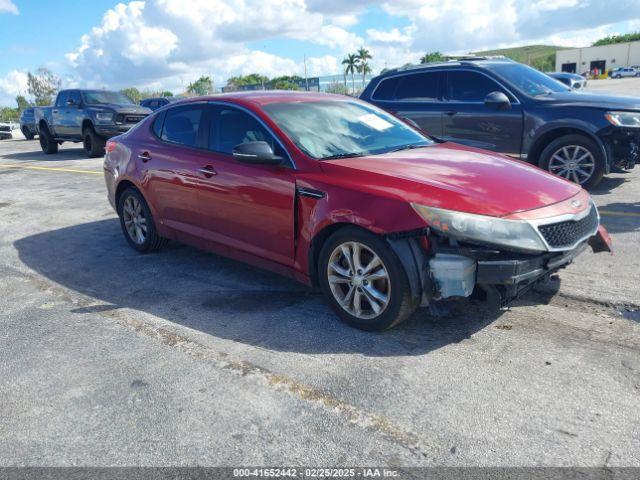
[342,54,359,94]
[356,47,372,87]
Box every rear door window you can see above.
[160,105,206,148]
[394,71,443,101]
[446,71,505,102]
[55,91,69,107]
[68,90,81,105]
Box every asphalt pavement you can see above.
[0,136,639,467]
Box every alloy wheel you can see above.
[548,145,595,185]
[122,196,147,244]
[327,241,391,320]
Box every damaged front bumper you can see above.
[605,128,640,171]
[388,226,612,309]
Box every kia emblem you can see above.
[571,200,582,209]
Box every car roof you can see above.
[376,57,515,78]
[171,90,354,107]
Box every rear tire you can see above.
[117,187,167,253]
[318,226,418,331]
[83,126,106,158]
[38,124,58,154]
[539,134,605,189]
[22,127,34,140]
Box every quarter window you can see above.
[160,105,205,148]
[446,71,504,102]
[372,77,400,101]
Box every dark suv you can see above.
[361,58,640,188]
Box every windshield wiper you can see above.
[386,143,430,153]
[320,152,368,160]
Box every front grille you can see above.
[538,206,598,249]
[115,114,147,124]
[0,126,10,132]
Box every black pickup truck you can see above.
[34,89,151,157]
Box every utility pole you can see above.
[304,55,309,91]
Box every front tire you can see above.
[38,124,58,154]
[318,227,418,331]
[117,187,166,253]
[539,134,605,189]
[83,126,106,158]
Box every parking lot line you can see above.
[0,164,103,175]
[599,210,640,218]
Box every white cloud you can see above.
[0,70,28,106]
[46,0,640,95]
[0,0,18,15]
[64,0,362,90]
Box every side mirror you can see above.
[484,91,511,110]
[232,141,283,165]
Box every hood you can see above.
[540,91,640,110]
[320,142,581,217]
[91,103,151,114]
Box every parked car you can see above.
[140,96,177,111]
[103,92,611,331]
[34,89,151,157]
[19,108,37,140]
[361,58,640,188]
[547,72,587,90]
[0,122,12,140]
[609,67,640,79]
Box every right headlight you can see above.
[604,111,640,128]
[411,204,547,253]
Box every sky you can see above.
[1,0,640,106]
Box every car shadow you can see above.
[597,201,640,234]
[589,174,629,195]
[14,219,507,357]
[1,148,93,162]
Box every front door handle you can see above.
[197,165,217,177]
[444,111,457,116]
[138,152,152,162]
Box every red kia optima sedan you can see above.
[103,92,611,331]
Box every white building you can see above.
[555,41,640,74]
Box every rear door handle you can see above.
[138,152,152,162]
[197,165,217,177]
[445,111,457,116]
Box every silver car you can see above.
[610,67,640,79]
[547,72,588,90]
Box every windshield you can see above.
[261,100,433,159]
[82,90,135,105]
[489,63,570,96]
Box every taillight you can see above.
[105,140,118,153]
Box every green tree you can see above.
[226,73,269,89]
[420,52,445,64]
[356,47,372,87]
[0,107,19,122]
[342,53,359,94]
[270,75,302,90]
[161,91,174,97]
[27,68,60,106]
[593,31,640,46]
[121,87,142,103]
[187,76,214,96]
[15,95,30,112]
